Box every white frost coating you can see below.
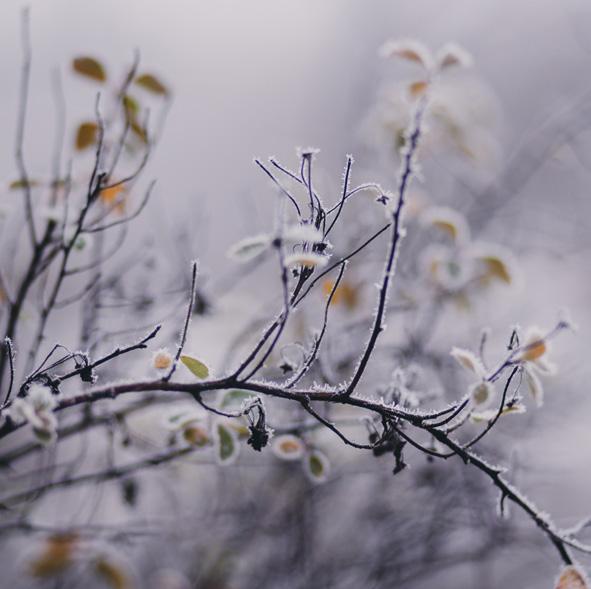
[283,224,324,244]
[227,234,272,262]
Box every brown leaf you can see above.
[72,57,106,82]
[134,73,169,96]
[555,566,589,589]
[76,122,98,150]
[29,533,78,578]
[130,119,148,144]
[95,557,131,589]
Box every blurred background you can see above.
[1,0,591,587]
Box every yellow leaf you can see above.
[180,355,209,379]
[135,73,169,96]
[481,255,512,284]
[408,80,428,99]
[76,122,98,150]
[519,339,546,362]
[100,184,126,214]
[122,94,140,119]
[322,280,360,311]
[72,57,106,82]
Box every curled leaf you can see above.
[380,39,433,69]
[72,56,106,82]
[180,355,209,379]
[436,43,473,70]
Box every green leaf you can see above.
[72,56,106,82]
[135,73,169,96]
[75,122,98,150]
[122,94,140,119]
[215,423,239,465]
[304,450,330,483]
[221,390,254,409]
[9,179,40,190]
[180,355,209,379]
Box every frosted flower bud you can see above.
[152,348,173,372]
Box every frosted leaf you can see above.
[450,347,485,376]
[436,43,473,70]
[283,224,324,244]
[271,434,305,461]
[380,39,434,69]
[524,367,544,408]
[555,565,589,589]
[516,326,558,374]
[284,252,329,269]
[469,381,494,408]
[227,234,271,262]
[420,207,470,244]
[469,242,517,286]
[471,403,526,423]
[303,449,330,484]
[152,348,173,373]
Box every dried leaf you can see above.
[450,347,485,376]
[95,557,131,589]
[29,533,78,578]
[76,122,98,150]
[130,119,148,144]
[122,94,140,119]
[100,184,126,214]
[9,179,40,190]
[135,73,169,96]
[555,565,589,589]
[408,80,428,98]
[72,56,106,82]
[481,255,512,284]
